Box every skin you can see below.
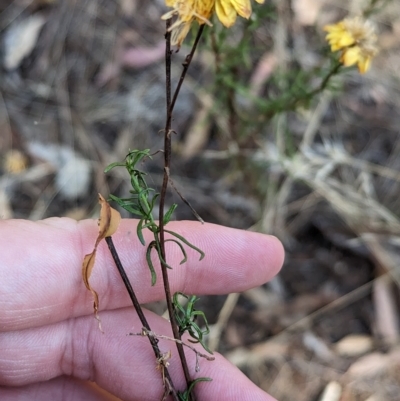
[0,218,284,401]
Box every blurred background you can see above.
[1,0,400,400]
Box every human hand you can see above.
[0,218,284,400]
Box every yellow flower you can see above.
[324,16,378,74]
[215,0,264,28]
[162,0,264,46]
[162,0,215,47]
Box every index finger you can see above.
[0,218,284,332]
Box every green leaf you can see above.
[136,218,146,246]
[165,239,187,264]
[158,253,174,270]
[121,204,143,217]
[172,292,212,354]
[104,162,126,173]
[178,377,212,400]
[164,229,205,261]
[108,194,142,216]
[153,237,174,270]
[163,203,177,225]
[146,241,157,286]
[130,149,151,166]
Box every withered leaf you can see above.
[82,194,121,330]
[98,193,121,239]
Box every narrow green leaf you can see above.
[159,253,174,270]
[153,237,174,269]
[164,229,205,261]
[146,242,157,286]
[131,149,151,166]
[178,377,212,400]
[108,195,143,216]
[122,205,143,217]
[104,162,126,173]
[136,218,146,246]
[163,203,177,225]
[165,239,187,264]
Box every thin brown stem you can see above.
[158,22,205,401]
[105,236,179,401]
[170,25,205,116]
[159,19,193,398]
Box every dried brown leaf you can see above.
[98,193,121,239]
[82,251,98,294]
[82,194,121,330]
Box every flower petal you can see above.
[230,0,252,19]
[357,56,371,74]
[340,46,361,67]
[171,20,193,47]
[215,0,238,27]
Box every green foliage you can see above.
[105,149,204,286]
[178,377,213,401]
[206,3,348,150]
[173,292,212,354]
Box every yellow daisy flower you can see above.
[162,0,264,46]
[216,0,264,28]
[162,0,215,47]
[324,16,378,74]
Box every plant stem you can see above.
[158,23,205,401]
[307,60,342,98]
[159,19,193,397]
[170,25,205,116]
[105,236,179,401]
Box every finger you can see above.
[0,218,284,331]
[0,307,277,401]
[0,376,121,401]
